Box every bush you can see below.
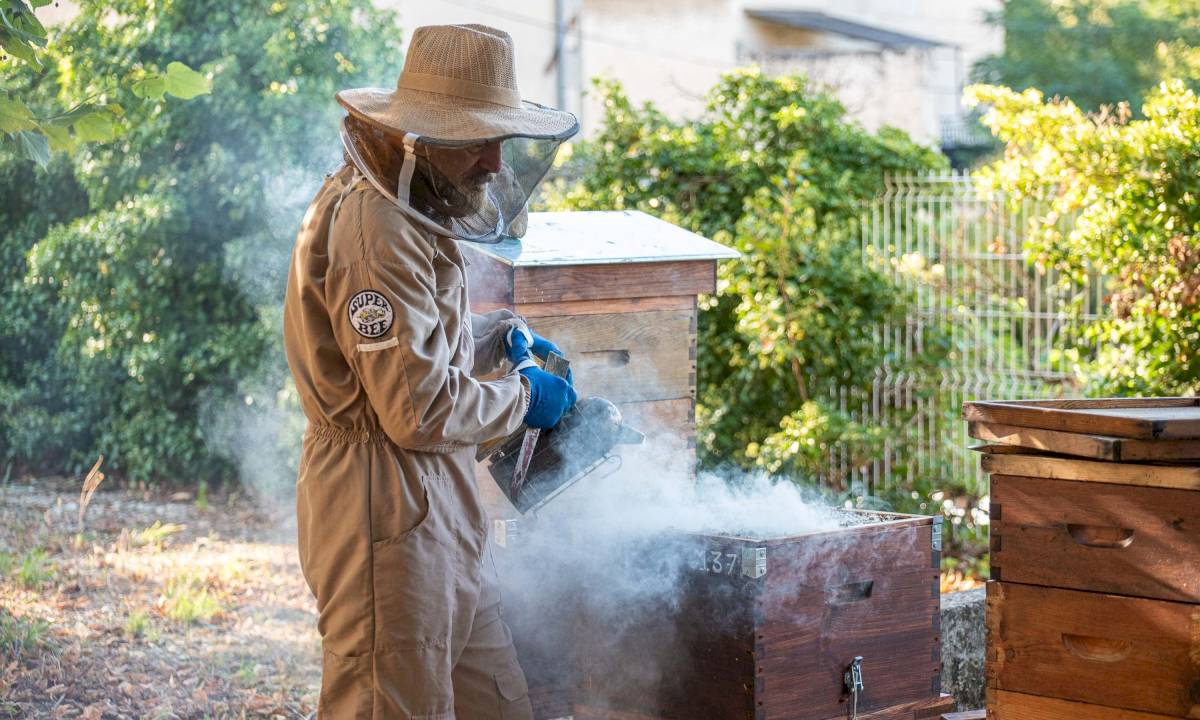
[543,71,948,497]
[0,1,403,483]
[968,80,1200,395]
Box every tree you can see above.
[0,0,403,483]
[972,0,1200,113]
[967,80,1200,395]
[1,0,211,166]
[543,71,948,495]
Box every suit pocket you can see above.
[495,661,532,720]
[317,649,372,719]
[432,254,466,354]
[369,460,432,544]
[371,478,455,652]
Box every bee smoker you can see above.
[477,355,644,514]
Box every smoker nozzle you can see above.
[616,423,645,446]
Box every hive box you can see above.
[980,450,1200,719]
[967,398,1200,719]
[463,210,740,519]
[495,510,947,720]
[987,582,1200,718]
[467,210,737,717]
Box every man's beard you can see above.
[417,163,495,220]
[455,169,495,214]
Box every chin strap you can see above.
[396,132,419,205]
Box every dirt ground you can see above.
[0,475,320,719]
[1,472,982,720]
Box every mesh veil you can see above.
[339,116,572,244]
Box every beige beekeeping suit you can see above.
[283,163,535,719]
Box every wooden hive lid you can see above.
[964,397,1200,463]
[464,211,739,305]
[470,211,740,267]
[964,397,1200,439]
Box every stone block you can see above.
[940,587,985,711]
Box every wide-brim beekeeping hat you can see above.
[335,24,579,243]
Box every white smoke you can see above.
[491,424,846,711]
[199,159,332,524]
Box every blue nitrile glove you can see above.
[529,330,574,386]
[504,325,576,384]
[520,366,577,429]
[504,325,536,369]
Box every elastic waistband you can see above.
[306,424,392,444]
[304,423,465,454]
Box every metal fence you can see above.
[840,171,1106,501]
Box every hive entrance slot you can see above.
[827,580,875,605]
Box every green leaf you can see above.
[0,96,36,133]
[73,111,115,142]
[40,122,72,153]
[163,62,211,100]
[0,31,42,68]
[0,4,47,47]
[13,129,50,167]
[50,101,104,124]
[131,74,168,101]
[10,4,47,40]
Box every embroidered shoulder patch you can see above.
[347,290,394,338]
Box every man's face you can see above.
[410,139,504,217]
[424,141,503,191]
[374,128,506,218]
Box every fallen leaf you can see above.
[78,455,105,532]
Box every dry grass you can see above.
[0,476,320,719]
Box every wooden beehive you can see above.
[494,511,951,720]
[464,210,739,518]
[572,511,948,720]
[966,398,1200,719]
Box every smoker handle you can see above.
[1066,523,1135,549]
[1061,633,1132,662]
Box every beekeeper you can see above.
[282,24,579,719]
